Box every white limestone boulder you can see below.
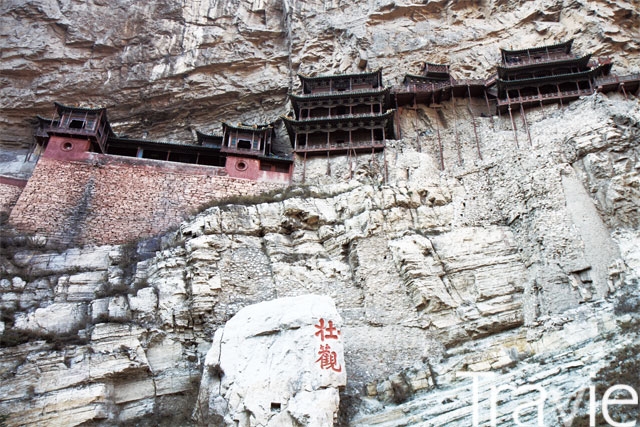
[195,294,346,426]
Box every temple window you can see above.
[237,139,252,150]
[69,119,85,129]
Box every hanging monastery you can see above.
[3,40,639,245]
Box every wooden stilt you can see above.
[508,105,519,148]
[327,150,331,176]
[620,83,628,100]
[395,95,402,139]
[484,89,495,129]
[415,114,422,152]
[468,85,482,161]
[520,103,532,146]
[451,90,461,166]
[435,108,444,171]
[383,147,388,184]
[557,84,563,108]
[302,151,307,183]
[351,147,358,177]
[537,86,546,119]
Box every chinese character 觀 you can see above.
[316,344,342,372]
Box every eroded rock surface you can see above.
[1,0,640,424]
[1,0,639,153]
[0,94,639,425]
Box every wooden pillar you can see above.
[451,89,461,166]
[520,102,532,146]
[327,150,331,176]
[435,108,444,171]
[537,86,545,118]
[468,85,482,160]
[557,84,563,108]
[302,151,307,183]
[508,105,519,148]
[395,94,402,139]
[620,83,628,100]
[383,145,388,183]
[483,89,495,129]
[222,126,228,148]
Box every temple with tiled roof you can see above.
[32,103,292,183]
[491,39,614,113]
[282,69,396,156]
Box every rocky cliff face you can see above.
[1,0,640,425]
[1,0,639,151]
[1,92,639,425]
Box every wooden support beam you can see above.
[435,108,444,171]
[302,151,307,183]
[468,85,482,161]
[483,89,495,129]
[451,90,462,166]
[383,145,388,183]
[520,103,532,146]
[327,150,331,176]
[537,86,545,118]
[508,105,519,148]
[557,84,563,108]
[394,95,402,139]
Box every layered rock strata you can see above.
[1,93,638,425]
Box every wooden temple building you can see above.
[33,103,293,183]
[491,39,614,113]
[282,69,396,156]
[392,39,639,114]
[393,62,486,108]
[30,40,639,183]
[35,103,114,156]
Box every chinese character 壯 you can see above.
[314,318,340,341]
[316,344,342,372]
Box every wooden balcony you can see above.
[496,88,594,112]
[295,140,386,156]
[220,146,264,157]
[595,73,640,94]
[501,54,578,68]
